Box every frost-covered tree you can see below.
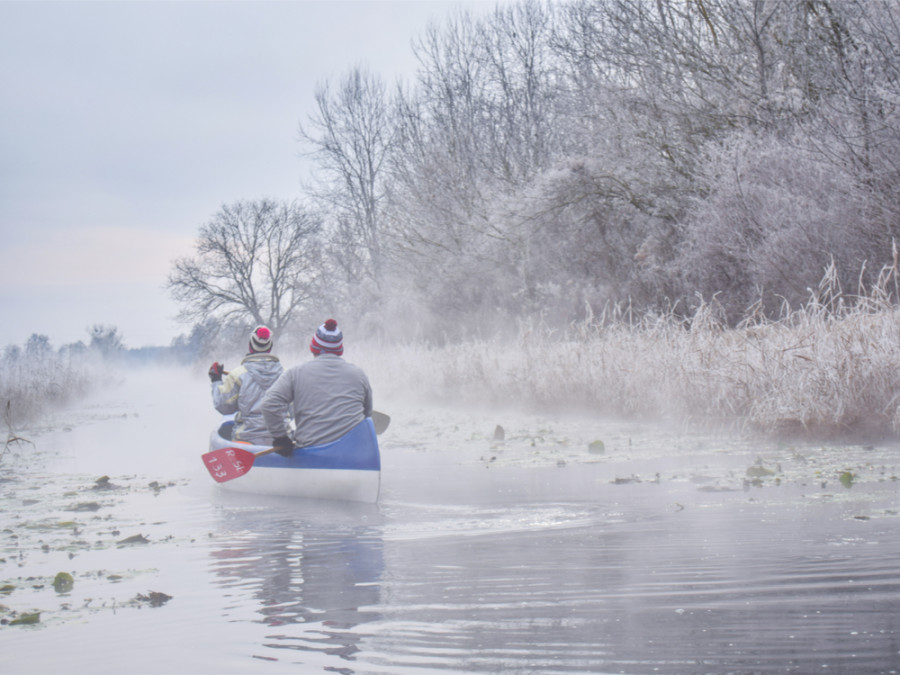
[293,0,900,335]
[670,1,900,316]
[24,334,52,358]
[299,66,394,287]
[88,324,124,357]
[528,0,900,319]
[381,1,561,332]
[678,131,891,320]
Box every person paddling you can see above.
[261,319,373,457]
[209,326,284,445]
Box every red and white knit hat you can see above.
[249,326,273,353]
[310,319,343,356]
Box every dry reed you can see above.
[0,350,109,435]
[361,263,900,440]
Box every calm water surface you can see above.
[1,370,899,674]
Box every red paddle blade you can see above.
[202,446,258,483]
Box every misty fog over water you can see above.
[6,2,900,670]
[1,367,898,673]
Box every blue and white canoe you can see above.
[206,417,381,503]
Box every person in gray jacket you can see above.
[261,319,372,457]
[209,326,284,445]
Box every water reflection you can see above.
[207,497,384,664]
[363,485,900,674]
[200,474,900,673]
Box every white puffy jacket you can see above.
[211,353,283,444]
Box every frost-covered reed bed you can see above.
[0,350,106,434]
[364,266,900,439]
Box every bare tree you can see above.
[168,199,323,336]
[286,0,900,334]
[299,66,394,284]
[383,2,561,330]
[88,324,125,357]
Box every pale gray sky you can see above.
[0,0,497,349]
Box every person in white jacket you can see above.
[209,326,284,445]
[261,319,372,456]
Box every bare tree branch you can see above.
[168,199,324,336]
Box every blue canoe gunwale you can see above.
[209,417,381,502]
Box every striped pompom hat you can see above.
[310,319,343,356]
[248,326,273,353]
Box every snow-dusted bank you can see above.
[360,268,900,440]
[6,270,900,443]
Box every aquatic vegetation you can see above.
[52,572,73,594]
[132,591,172,608]
[67,502,102,513]
[0,340,120,438]
[746,457,779,479]
[2,401,33,457]
[7,611,40,626]
[92,476,118,491]
[492,425,505,442]
[117,534,150,546]
[588,440,605,454]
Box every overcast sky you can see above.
[0,0,498,349]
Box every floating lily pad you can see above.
[134,591,172,607]
[9,611,40,625]
[53,571,74,593]
[840,471,855,488]
[68,502,102,512]
[92,476,120,491]
[588,440,605,454]
[117,534,150,546]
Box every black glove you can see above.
[272,436,294,457]
[208,362,225,382]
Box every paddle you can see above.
[371,410,391,434]
[203,445,276,483]
[203,411,391,483]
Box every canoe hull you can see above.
[208,417,381,503]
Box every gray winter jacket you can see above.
[212,353,283,444]
[261,353,373,448]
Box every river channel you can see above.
[1,368,899,674]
